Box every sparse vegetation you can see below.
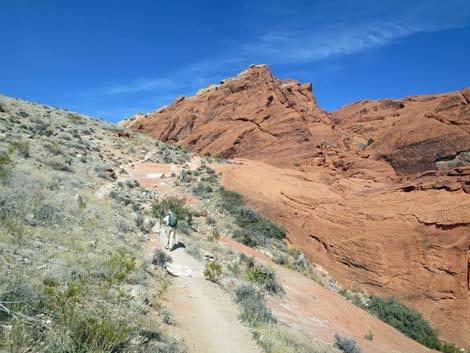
[152,196,193,227]
[152,249,173,268]
[334,334,361,353]
[366,296,440,350]
[204,261,223,283]
[0,95,184,353]
[218,187,285,247]
[185,243,202,259]
[364,330,374,341]
[234,284,276,325]
[245,264,284,295]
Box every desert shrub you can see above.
[364,330,374,341]
[206,215,216,226]
[253,324,332,353]
[185,243,202,259]
[338,289,366,309]
[0,152,13,179]
[49,305,130,353]
[232,229,258,247]
[0,273,40,324]
[44,158,73,172]
[239,253,256,268]
[218,187,244,212]
[218,187,284,247]
[334,334,361,353]
[152,196,193,225]
[177,219,193,235]
[0,173,65,226]
[204,261,222,283]
[366,296,440,350]
[179,169,192,183]
[45,142,64,155]
[135,213,145,229]
[273,253,289,265]
[159,306,174,325]
[67,113,82,123]
[191,183,213,197]
[245,265,284,295]
[117,220,131,233]
[102,249,136,284]
[235,207,284,241]
[234,284,276,326]
[209,229,221,241]
[152,249,173,268]
[9,140,30,158]
[126,179,140,188]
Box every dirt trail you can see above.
[145,230,261,353]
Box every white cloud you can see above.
[94,0,469,107]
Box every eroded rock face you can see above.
[217,159,470,347]
[332,90,470,175]
[127,65,470,346]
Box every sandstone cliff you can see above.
[126,65,470,347]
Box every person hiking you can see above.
[163,210,177,251]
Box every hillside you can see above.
[123,65,470,348]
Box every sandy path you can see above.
[148,230,261,353]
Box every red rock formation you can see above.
[126,64,343,166]
[126,65,470,347]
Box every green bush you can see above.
[218,187,285,247]
[103,249,136,284]
[366,296,440,350]
[204,261,223,283]
[152,196,193,225]
[234,285,276,326]
[245,265,284,295]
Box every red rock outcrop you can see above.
[126,65,470,347]
[126,64,345,166]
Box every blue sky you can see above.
[1,0,469,122]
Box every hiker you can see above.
[163,210,177,251]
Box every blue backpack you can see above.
[168,214,177,228]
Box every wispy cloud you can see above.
[238,0,469,64]
[90,0,469,120]
[103,78,180,95]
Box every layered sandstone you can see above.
[126,65,470,347]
